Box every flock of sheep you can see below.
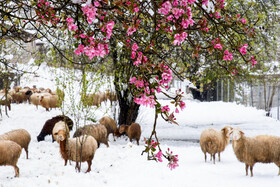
[0,85,118,112]
[0,114,142,178]
[2,86,280,178]
[200,126,280,177]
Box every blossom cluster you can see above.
[157,0,194,46]
[166,148,179,170]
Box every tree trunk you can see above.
[116,88,140,126]
[111,40,140,126]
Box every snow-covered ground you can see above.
[1,62,280,187]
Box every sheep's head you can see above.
[119,125,128,134]
[222,126,233,137]
[54,129,67,142]
[230,128,244,141]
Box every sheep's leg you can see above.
[64,159,68,166]
[14,165,19,178]
[86,160,92,173]
[213,154,216,164]
[250,165,254,177]
[218,152,221,162]
[204,153,207,162]
[210,154,212,161]
[245,164,249,176]
[137,139,139,145]
[25,148,29,159]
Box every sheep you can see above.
[37,115,73,142]
[231,128,280,177]
[52,121,70,143]
[28,92,41,109]
[199,126,232,164]
[105,90,118,105]
[53,122,98,173]
[0,129,31,159]
[0,140,22,177]
[119,123,142,145]
[39,94,61,111]
[82,93,102,106]
[73,124,109,147]
[0,92,12,111]
[99,116,117,141]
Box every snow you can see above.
[1,62,280,187]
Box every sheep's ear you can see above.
[240,130,245,135]
[54,132,58,135]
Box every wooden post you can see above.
[221,80,223,102]
[277,86,279,120]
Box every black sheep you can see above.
[37,115,73,142]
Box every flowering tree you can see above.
[2,0,278,169]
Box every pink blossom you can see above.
[202,0,209,6]
[130,77,137,84]
[68,23,78,31]
[215,11,221,18]
[133,60,141,66]
[173,0,179,7]
[82,5,98,24]
[237,14,240,18]
[131,51,136,59]
[214,43,222,50]
[181,19,189,29]
[251,57,257,66]
[179,101,186,110]
[74,44,84,55]
[155,151,163,162]
[241,18,247,24]
[80,34,87,38]
[161,105,170,112]
[66,17,73,23]
[167,15,174,21]
[158,1,172,15]
[105,21,114,39]
[239,44,248,55]
[94,1,100,7]
[132,43,139,51]
[172,8,184,20]
[134,94,156,108]
[175,108,179,113]
[134,80,144,88]
[134,7,139,13]
[156,87,162,93]
[127,27,137,36]
[223,50,233,60]
[173,32,188,46]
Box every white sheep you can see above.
[0,129,31,159]
[53,121,98,173]
[0,140,22,177]
[231,128,280,177]
[39,94,60,111]
[200,126,232,164]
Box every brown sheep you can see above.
[73,124,109,147]
[99,116,117,141]
[52,121,70,143]
[82,93,102,106]
[0,140,22,177]
[119,123,141,145]
[0,129,31,159]
[231,128,280,177]
[53,122,98,173]
[200,126,232,164]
